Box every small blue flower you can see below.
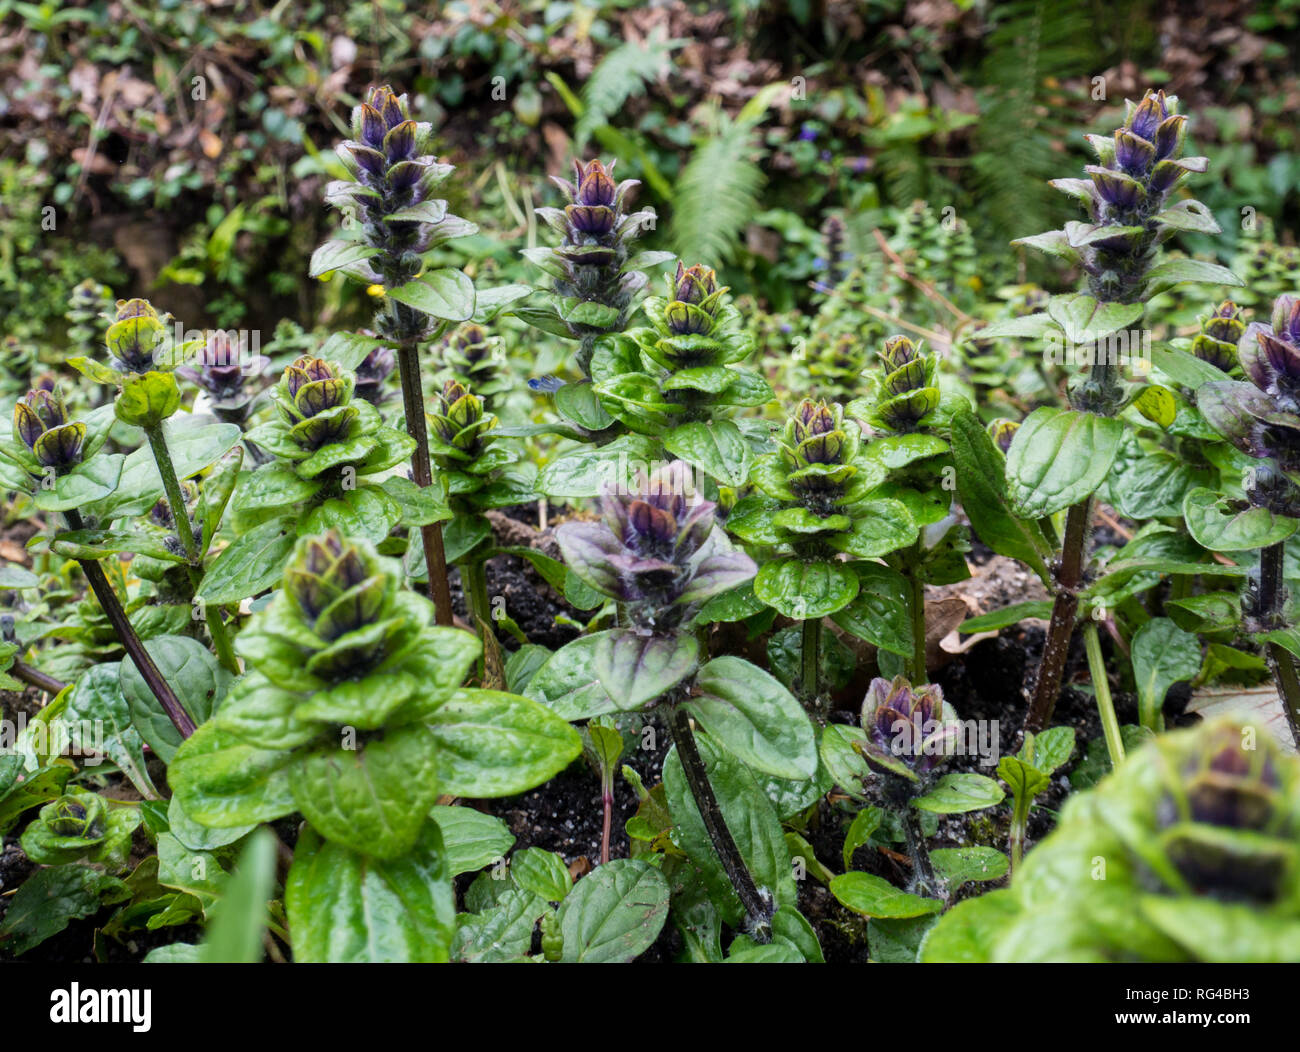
[528,375,566,393]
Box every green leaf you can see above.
[1046,292,1144,342]
[1022,725,1076,775]
[169,722,298,828]
[119,635,230,763]
[754,557,859,619]
[1144,258,1244,298]
[829,872,943,919]
[430,805,514,876]
[538,435,660,499]
[912,772,1005,814]
[199,517,296,604]
[1131,618,1201,730]
[592,630,699,710]
[290,726,441,859]
[65,663,157,798]
[664,420,754,487]
[309,238,380,278]
[52,527,188,564]
[930,846,1009,890]
[34,455,123,512]
[842,805,884,870]
[958,600,1054,633]
[969,312,1055,340]
[918,889,1020,962]
[684,656,818,781]
[831,563,913,658]
[199,828,276,963]
[830,500,920,558]
[0,758,72,834]
[1182,487,1300,552]
[526,634,619,720]
[453,888,548,962]
[555,858,669,962]
[555,380,615,432]
[0,865,124,955]
[511,848,573,903]
[998,754,1050,803]
[421,688,583,798]
[1151,345,1230,389]
[90,422,241,519]
[286,824,456,962]
[1152,200,1221,234]
[471,283,533,324]
[386,268,475,322]
[950,408,1051,580]
[301,485,401,545]
[1005,407,1125,518]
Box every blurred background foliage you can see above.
[0,0,1297,354]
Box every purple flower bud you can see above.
[573,159,618,207]
[1127,90,1171,141]
[857,676,958,779]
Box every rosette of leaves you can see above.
[848,335,942,435]
[590,262,770,487]
[845,335,972,681]
[522,158,672,379]
[19,788,139,871]
[170,530,581,861]
[312,85,477,341]
[826,677,1005,915]
[426,379,536,626]
[234,355,419,542]
[530,464,818,934]
[1,384,119,510]
[728,398,918,695]
[923,719,1300,962]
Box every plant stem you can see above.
[462,555,492,634]
[143,423,238,675]
[901,803,940,898]
[1083,620,1125,768]
[1024,497,1092,733]
[395,338,454,626]
[10,659,67,696]
[1259,541,1300,746]
[800,616,821,702]
[1009,792,1030,871]
[600,774,613,867]
[667,704,773,936]
[908,547,927,684]
[64,509,195,739]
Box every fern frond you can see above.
[669,112,766,264]
[575,37,680,149]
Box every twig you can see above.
[10,659,67,696]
